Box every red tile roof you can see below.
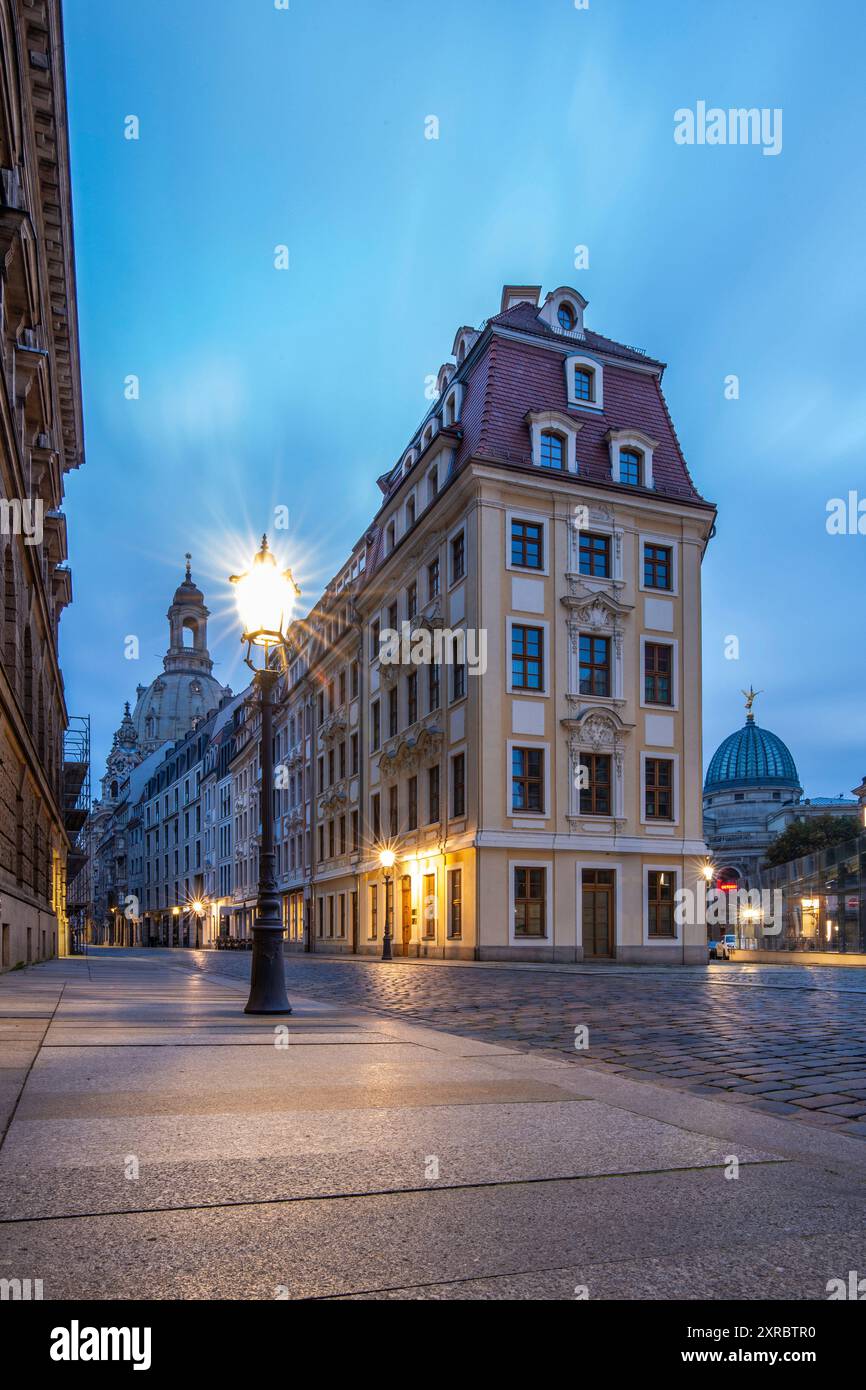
[447,305,705,503]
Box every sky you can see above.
[59,0,866,797]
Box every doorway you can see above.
[400,875,412,956]
[582,869,615,958]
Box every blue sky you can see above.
[61,0,866,797]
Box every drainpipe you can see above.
[354,628,365,956]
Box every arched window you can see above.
[573,366,594,403]
[23,626,33,727]
[37,681,46,762]
[540,432,565,469]
[558,301,576,331]
[619,449,642,486]
[3,546,17,687]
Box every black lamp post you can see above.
[379,848,396,961]
[230,535,299,1015]
[192,898,206,950]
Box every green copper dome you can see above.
[704,716,800,793]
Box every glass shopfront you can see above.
[758,833,866,954]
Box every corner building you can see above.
[344,284,715,963]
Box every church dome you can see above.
[130,555,229,752]
[132,669,226,749]
[705,715,800,793]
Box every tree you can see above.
[764,814,860,868]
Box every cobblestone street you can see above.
[161,950,866,1138]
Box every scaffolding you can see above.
[64,714,91,953]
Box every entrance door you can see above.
[400,875,412,956]
[582,869,614,958]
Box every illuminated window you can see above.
[647,870,676,937]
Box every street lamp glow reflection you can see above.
[230,535,297,649]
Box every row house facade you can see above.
[0,0,85,970]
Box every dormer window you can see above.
[539,287,587,337]
[620,449,642,486]
[526,409,583,473]
[606,429,658,489]
[540,432,565,469]
[442,381,463,428]
[565,354,603,410]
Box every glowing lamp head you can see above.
[172,907,180,917]
[379,848,396,870]
[701,862,716,882]
[192,899,205,915]
[230,535,297,648]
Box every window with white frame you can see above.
[526,410,582,473]
[510,864,550,941]
[639,750,681,822]
[442,382,462,427]
[607,429,657,489]
[645,868,678,940]
[565,354,603,410]
[509,742,547,816]
[568,732,624,821]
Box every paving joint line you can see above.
[0,1157,790,1226]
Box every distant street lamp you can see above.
[231,535,299,1014]
[172,904,180,949]
[379,847,396,961]
[192,898,206,949]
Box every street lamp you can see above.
[231,534,299,1014]
[172,905,180,949]
[379,847,396,961]
[191,898,206,949]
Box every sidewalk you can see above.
[1,952,865,1300]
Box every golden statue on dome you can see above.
[741,686,762,718]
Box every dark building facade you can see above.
[0,0,84,968]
